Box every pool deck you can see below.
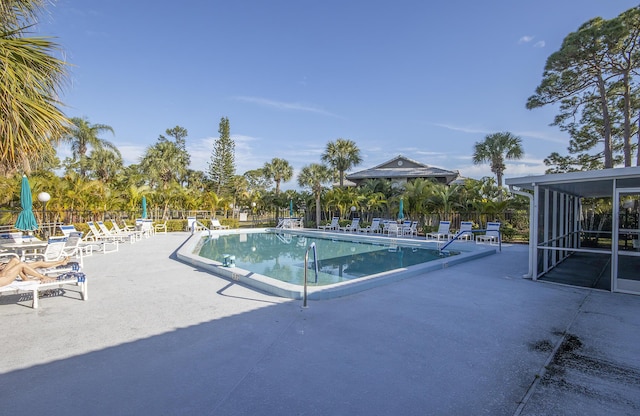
[0,231,639,415]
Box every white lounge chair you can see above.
[318,217,339,231]
[476,222,501,245]
[0,272,87,309]
[23,237,67,262]
[210,218,229,230]
[97,221,134,243]
[360,218,382,233]
[339,218,360,232]
[456,221,474,241]
[426,221,452,241]
[60,224,118,254]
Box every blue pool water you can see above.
[196,231,458,286]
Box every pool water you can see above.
[197,232,458,286]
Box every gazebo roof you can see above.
[347,155,458,182]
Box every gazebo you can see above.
[506,167,640,295]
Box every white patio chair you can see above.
[384,221,401,237]
[154,220,168,234]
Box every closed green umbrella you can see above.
[289,200,294,217]
[398,198,405,220]
[15,175,39,232]
[142,196,148,219]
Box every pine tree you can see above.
[208,117,236,196]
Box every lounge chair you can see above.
[111,222,143,241]
[210,218,229,230]
[426,221,452,241]
[339,218,360,232]
[318,217,339,231]
[98,221,134,243]
[60,224,118,254]
[23,237,68,262]
[0,271,87,309]
[359,218,382,233]
[456,221,474,241]
[476,222,501,245]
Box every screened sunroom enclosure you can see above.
[506,167,640,295]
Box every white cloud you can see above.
[533,40,545,48]
[432,123,492,135]
[234,96,342,118]
[518,35,534,44]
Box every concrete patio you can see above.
[0,232,638,415]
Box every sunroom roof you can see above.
[505,166,640,198]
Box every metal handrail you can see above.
[303,242,318,308]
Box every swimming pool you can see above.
[177,228,497,300]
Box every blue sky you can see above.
[38,0,638,188]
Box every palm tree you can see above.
[403,178,433,221]
[87,148,123,183]
[139,138,188,191]
[298,163,332,228]
[0,0,70,174]
[262,158,293,195]
[63,117,118,177]
[472,132,524,188]
[321,138,362,188]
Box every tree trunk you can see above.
[596,74,613,168]
[622,72,632,167]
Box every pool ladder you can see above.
[303,242,319,308]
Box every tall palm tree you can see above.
[63,117,118,177]
[262,158,293,195]
[321,138,362,188]
[0,0,70,174]
[472,132,524,188]
[298,163,332,228]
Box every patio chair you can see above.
[359,218,382,233]
[383,221,401,237]
[210,218,229,230]
[402,221,419,237]
[154,220,168,234]
[476,222,501,245]
[318,217,339,231]
[339,218,360,232]
[426,221,452,241]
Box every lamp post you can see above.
[350,205,356,220]
[251,202,257,226]
[38,192,51,238]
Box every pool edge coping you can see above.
[176,228,498,300]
